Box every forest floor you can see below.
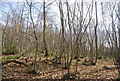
[2,55,119,80]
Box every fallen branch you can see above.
[2,60,28,67]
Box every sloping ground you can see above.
[2,58,119,80]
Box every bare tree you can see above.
[43,0,49,57]
[93,1,98,65]
[26,1,39,72]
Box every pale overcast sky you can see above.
[1,0,120,2]
[0,0,120,29]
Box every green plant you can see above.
[3,44,18,55]
[2,56,20,62]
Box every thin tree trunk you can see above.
[27,1,38,71]
[118,27,120,55]
[59,1,65,67]
[43,0,48,57]
[94,1,98,64]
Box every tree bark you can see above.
[94,1,98,64]
[43,0,48,57]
